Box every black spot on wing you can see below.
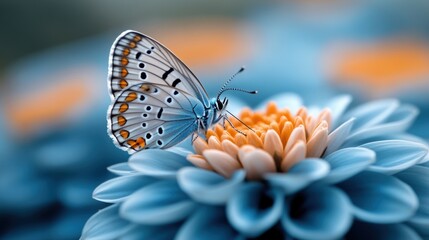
[157,107,164,119]
[172,78,181,87]
[162,68,174,80]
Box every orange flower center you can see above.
[188,102,332,179]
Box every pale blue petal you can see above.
[129,149,192,178]
[345,104,419,145]
[108,163,136,175]
[227,182,283,237]
[325,95,352,129]
[395,166,429,225]
[176,206,241,240]
[342,99,399,131]
[282,186,352,240]
[347,221,421,240]
[165,147,192,158]
[408,222,429,240]
[178,167,245,205]
[338,171,418,223]
[93,175,156,203]
[361,140,428,174]
[120,180,195,224]
[119,223,181,240]
[265,159,330,195]
[322,147,375,184]
[325,118,355,155]
[257,93,303,113]
[81,204,133,240]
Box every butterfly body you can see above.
[107,30,228,153]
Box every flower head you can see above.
[189,102,331,179]
[82,94,429,240]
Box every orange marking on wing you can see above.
[129,41,136,48]
[119,103,129,113]
[119,79,128,89]
[127,137,146,150]
[120,130,130,139]
[121,68,128,77]
[125,92,137,102]
[123,48,130,56]
[121,57,129,66]
[118,116,127,126]
[136,137,146,148]
[141,84,150,91]
[133,35,142,42]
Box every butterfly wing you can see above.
[108,30,210,108]
[108,83,205,153]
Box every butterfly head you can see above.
[215,97,229,112]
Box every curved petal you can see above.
[119,223,181,240]
[176,206,241,240]
[346,221,421,240]
[361,140,428,174]
[325,95,352,129]
[322,147,375,184]
[120,180,196,224]
[395,165,429,225]
[325,118,355,155]
[227,182,283,237]
[338,171,418,223]
[345,104,419,145]
[108,163,136,176]
[81,204,133,240]
[282,186,352,240]
[178,167,245,205]
[93,175,156,203]
[129,149,192,178]
[265,159,330,195]
[342,99,399,131]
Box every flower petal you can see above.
[239,147,276,180]
[282,186,352,240]
[81,204,133,240]
[361,140,428,174]
[227,182,283,237]
[346,221,421,240]
[338,171,418,223]
[176,206,240,240]
[265,159,330,195]
[119,223,181,240]
[325,118,354,155]
[325,95,352,129]
[107,163,136,175]
[203,149,242,178]
[342,99,399,130]
[129,149,192,178]
[395,165,429,225]
[345,104,419,146]
[93,175,155,203]
[120,180,196,224]
[178,167,245,205]
[322,147,375,184]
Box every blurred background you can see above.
[0,0,428,239]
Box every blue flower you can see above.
[82,94,429,240]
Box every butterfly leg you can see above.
[223,115,247,136]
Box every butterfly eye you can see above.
[216,99,224,110]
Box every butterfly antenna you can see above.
[218,87,258,99]
[226,109,256,133]
[217,66,245,100]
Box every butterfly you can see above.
[107,30,256,154]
